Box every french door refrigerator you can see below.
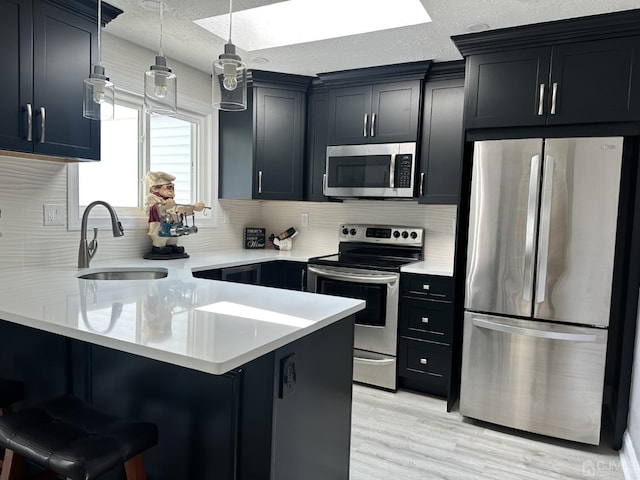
[460,137,623,445]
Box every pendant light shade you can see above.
[213,0,247,111]
[83,0,114,120]
[144,1,177,115]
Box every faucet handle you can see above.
[88,227,98,260]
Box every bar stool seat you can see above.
[0,380,23,415]
[0,394,158,480]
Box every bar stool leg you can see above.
[124,454,146,480]
[0,449,24,480]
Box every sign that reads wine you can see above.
[243,227,266,249]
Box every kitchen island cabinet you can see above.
[0,262,362,479]
[0,0,121,160]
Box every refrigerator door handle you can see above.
[536,154,554,303]
[523,154,541,302]
[471,317,598,342]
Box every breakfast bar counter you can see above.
[0,258,364,480]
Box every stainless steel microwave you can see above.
[324,143,417,198]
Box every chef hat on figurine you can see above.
[145,171,175,192]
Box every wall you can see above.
[622,295,640,476]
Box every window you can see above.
[68,91,216,231]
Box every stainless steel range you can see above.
[307,224,424,390]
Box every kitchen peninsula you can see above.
[0,254,364,480]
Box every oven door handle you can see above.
[307,266,398,285]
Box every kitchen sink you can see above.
[77,268,168,280]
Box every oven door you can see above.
[307,265,399,356]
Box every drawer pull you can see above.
[420,358,428,365]
[421,317,429,324]
[422,284,430,291]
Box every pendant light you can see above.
[212,0,247,111]
[83,0,115,120]
[144,1,177,115]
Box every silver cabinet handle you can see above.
[537,84,545,116]
[550,82,558,115]
[39,106,46,143]
[423,284,430,291]
[300,268,306,291]
[536,155,554,304]
[26,104,33,142]
[363,113,368,137]
[421,317,429,324]
[420,358,428,365]
[258,170,263,194]
[472,317,597,342]
[370,113,376,137]
[523,154,540,302]
[322,173,327,195]
[419,172,425,197]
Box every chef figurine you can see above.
[144,171,205,259]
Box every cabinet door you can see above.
[326,85,371,145]
[418,78,464,204]
[371,80,421,143]
[548,37,640,125]
[305,91,329,201]
[465,47,551,129]
[0,0,32,153]
[254,87,304,200]
[32,0,99,159]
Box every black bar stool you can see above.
[0,379,24,473]
[0,394,158,480]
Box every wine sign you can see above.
[243,227,266,249]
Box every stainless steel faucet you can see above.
[78,201,124,268]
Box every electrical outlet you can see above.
[223,209,231,224]
[301,213,309,227]
[43,204,66,226]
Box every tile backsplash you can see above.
[0,154,456,270]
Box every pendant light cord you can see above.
[159,1,164,56]
[228,0,233,43]
[97,0,102,66]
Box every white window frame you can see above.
[67,90,217,231]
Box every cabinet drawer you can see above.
[401,273,453,301]
[398,339,450,397]
[400,298,453,343]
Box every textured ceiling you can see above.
[103,0,640,77]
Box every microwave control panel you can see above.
[395,154,413,188]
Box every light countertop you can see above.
[0,248,451,375]
[0,249,364,375]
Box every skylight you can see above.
[194,0,431,51]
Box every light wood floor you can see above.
[350,384,624,480]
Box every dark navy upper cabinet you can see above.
[304,87,330,201]
[317,62,430,146]
[418,62,465,205]
[454,10,640,130]
[1,0,121,161]
[326,81,421,145]
[219,70,312,201]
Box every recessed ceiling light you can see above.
[465,23,490,32]
[194,0,431,51]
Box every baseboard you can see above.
[621,431,640,479]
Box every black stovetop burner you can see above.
[308,224,424,272]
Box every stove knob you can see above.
[350,228,357,236]
[410,231,418,239]
[342,228,349,235]
[393,230,400,238]
[402,231,409,239]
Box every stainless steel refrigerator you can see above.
[460,137,623,445]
